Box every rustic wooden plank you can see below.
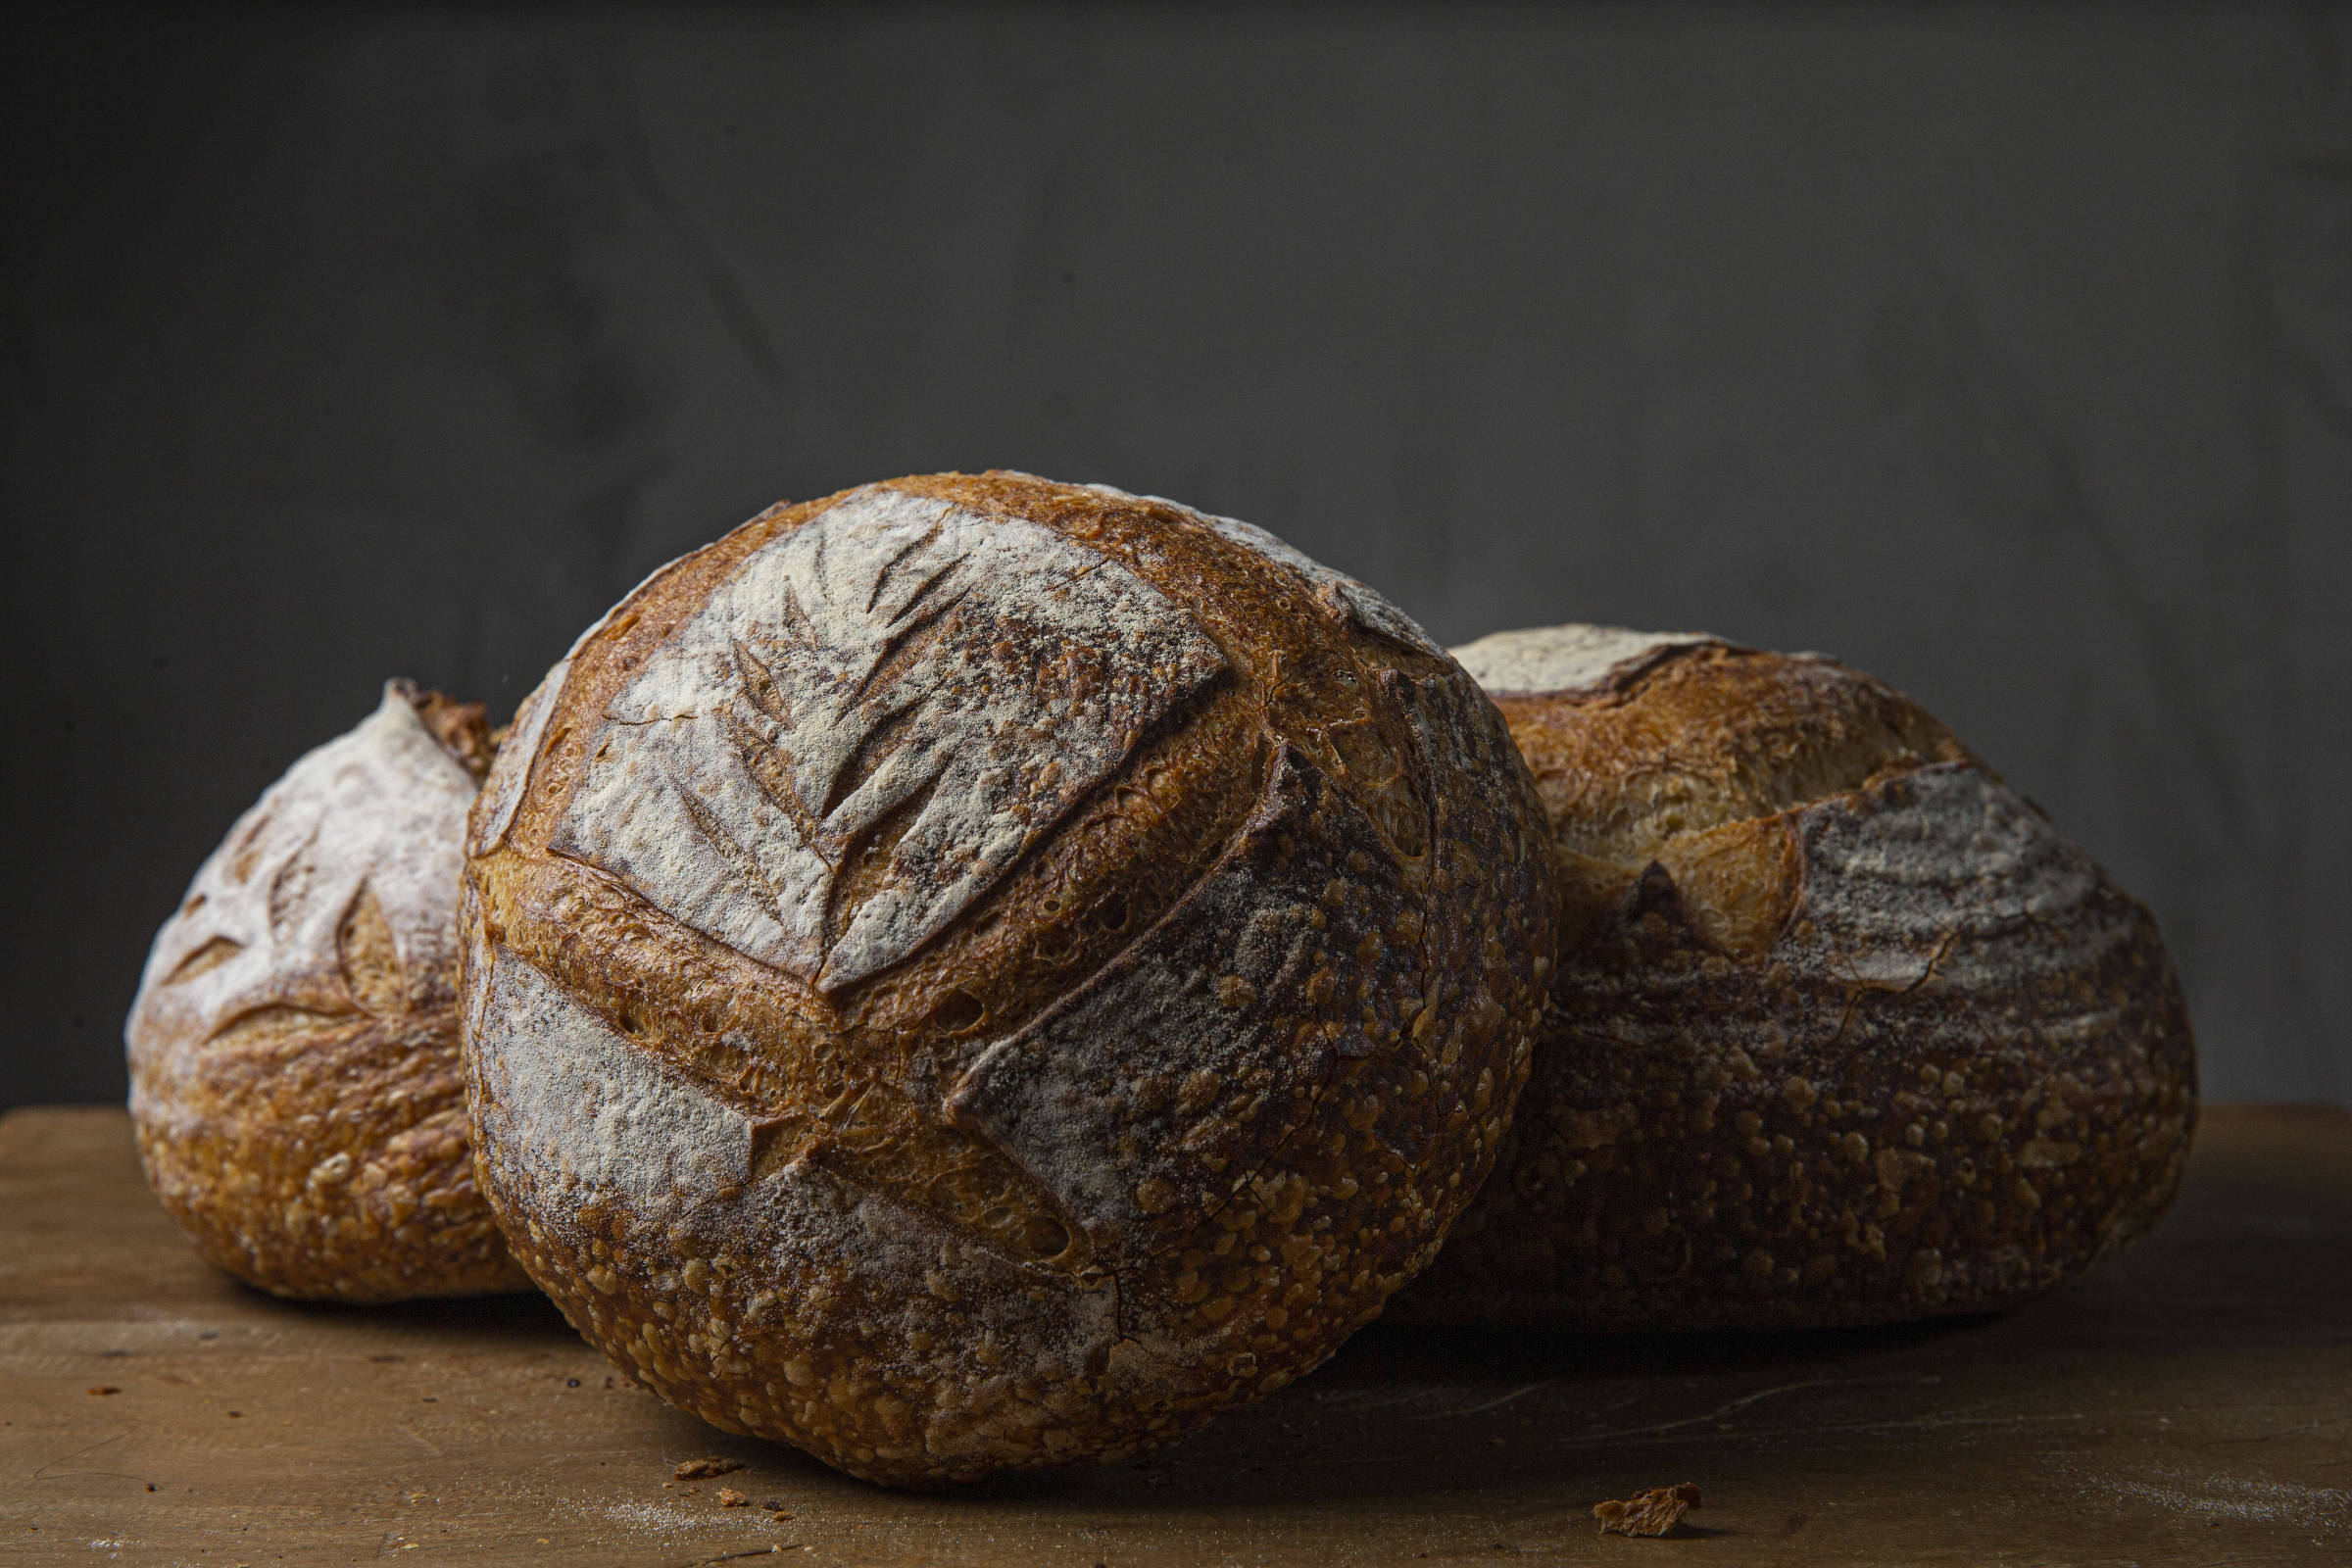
[3,1104,2346,1566]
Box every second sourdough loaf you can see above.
[1396,625,2197,1332]
[460,472,1557,1483]
[125,681,530,1301]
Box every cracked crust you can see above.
[462,472,1556,1484]
[1397,625,2197,1331]
[124,681,532,1301]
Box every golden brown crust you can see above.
[1496,639,1979,956]
[1397,628,2196,1331]
[463,473,1555,1483]
[1503,642,1977,855]
[124,683,531,1301]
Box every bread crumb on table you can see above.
[674,1456,746,1480]
[716,1488,749,1508]
[1593,1482,1702,1538]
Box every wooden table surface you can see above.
[3,1105,2347,1567]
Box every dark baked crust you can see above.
[462,472,1555,1483]
[124,682,531,1301]
[1396,628,2197,1331]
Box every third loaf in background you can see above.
[1396,624,2197,1332]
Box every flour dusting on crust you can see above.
[469,949,760,1210]
[552,487,1228,990]
[1448,623,1725,696]
[132,683,476,1062]
[465,946,1133,1458]
[1793,763,2109,989]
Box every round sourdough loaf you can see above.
[461,471,1554,1484]
[1397,624,2197,1332]
[126,680,531,1301]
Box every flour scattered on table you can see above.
[1593,1482,1702,1538]
[576,1498,755,1540]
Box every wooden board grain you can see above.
[3,1105,2347,1567]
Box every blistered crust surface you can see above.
[1403,750,2197,1331]
[1176,506,1444,657]
[464,473,1556,1483]
[1068,478,1443,659]
[125,684,530,1301]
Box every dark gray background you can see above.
[5,4,2346,1110]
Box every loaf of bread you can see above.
[1397,624,2196,1331]
[126,680,531,1300]
[461,472,1555,1484]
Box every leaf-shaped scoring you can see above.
[553,487,1228,992]
[126,685,477,1058]
[722,519,977,866]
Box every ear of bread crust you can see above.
[470,550,701,860]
